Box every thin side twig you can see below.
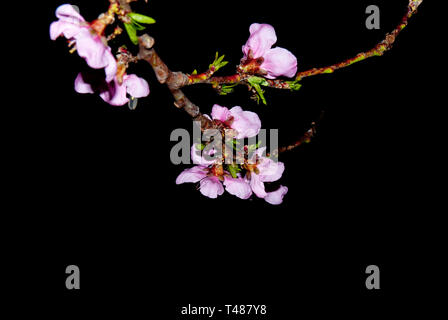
[295,0,423,81]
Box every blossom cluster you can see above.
[176,105,288,205]
[50,4,149,106]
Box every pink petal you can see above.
[124,74,150,98]
[242,23,277,59]
[99,78,128,106]
[224,177,252,199]
[229,106,261,139]
[75,28,109,69]
[257,158,285,182]
[199,177,224,199]
[103,49,118,83]
[176,166,208,184]
[265,186,288,205]
[191,144,216,166]
[249,173,267,198]
[261,47,298,79]
[50,21,82,40]
[74,73,94,94]
[55,4,85,24]
[211,104,231,122]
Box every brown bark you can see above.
[137,34,216,131]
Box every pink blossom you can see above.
[210,104,261,139]
[50,4,117,82]
[242,23,297,79]
[178,145,252,200]
[246,147,288,205]
[75,73,150,106]
[175,166,224,199]
[176,166,251,200]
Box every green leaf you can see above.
[227,164,241,179]
[132,20,146,31]
[247,77,269,105]
[124,23,138,45]
[219,83,238,95]
[209,52,229,72]
[128,13,156,24]
[247,76,269,87]
[285,80,302,91]
[254,85,267,105]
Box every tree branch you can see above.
[295,0,423,81]
[137,35,216,131]
[267,111,324,158]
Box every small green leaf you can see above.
[209,52,229,72]
[254,85,267,105]
[132,20,146,31]
[216,54,225,64]
[247,77,269,105]
[192,69,198,75]
[128,13,156,24]
[195,143,206,151]
[285,80,302,91]
[247,76,269,87]
[227,164,241,179]
[219,83,238,95]
[124,23,138,45]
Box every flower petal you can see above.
[103,49,118,83]
[50,21,81,40]
[176,166,208,184]
[55,4,85,24]
[199,177,224,199]
[211,104,231,122]
[242,23,277,59]
[124,74,150,98]
[224,176,252,199]
[99,78,128,106]
[75,28,109,69]
[265,186,288,205]
[249,173,267,198]
[229,106,261,139]
[74,73,94,94]
[261,47,298,79]
[257,158,285,182]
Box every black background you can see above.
[6,0,439,317]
